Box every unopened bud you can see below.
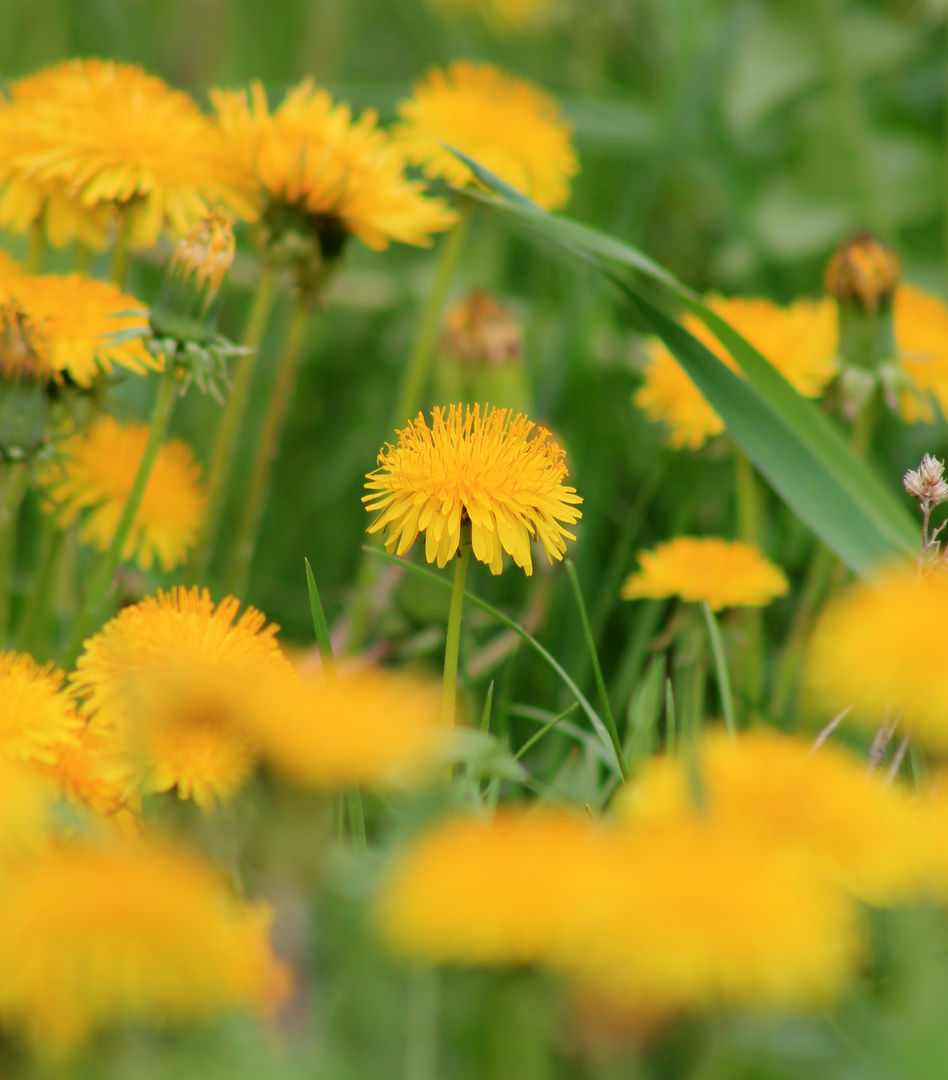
[825,234,901,315]
[441,290,523,368]
[904,454,948,504]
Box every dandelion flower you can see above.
[212,80,456,254]
[894,284,948,423]
[365,404,582,575]
[0,274,155,386]
[0,651,81,766]
[617,729,932,906]
[394,61,578,210]
[0,841,290,1052]
[0,60,252,250]
[634,297,837,450]
[0,757,56,865]
[377,810,609,964]
[247,668,444,788]
[808,564,948,751]
[621,537,788,610]
[42,725,137,832]
[40,416,207,571]
[568,818,860,1011]
[71,588,294,807]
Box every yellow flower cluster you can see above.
[379,729,941,1011]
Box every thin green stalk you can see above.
[64,362,178,667]
[392,208,471,429]
[701,601,736,736]
[565,560,628,781]
[188,265,277,583]
[26,220,44,274]
[110,210,134,288]
[665,676,676,754]
[442,543,471,727]
[365,547,623,777]
[514,702,580,761]
[0,463,29,642]
[406,967,439,1080]
[225,295,312,597]
[734,450,765,709]
[15,518,65,654]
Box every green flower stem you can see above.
[406,966,440,1080]
[392,207,471,430]
[0,463,30,643]
[15,518,65,654]
[734,449,765,708]
[110,210,134,288]
[64,362,178,668]
[565,559,628,781]
[701,601,736,736]
[442,542,471,728]
[26,220,44,274]
[188,264,277,584]
[225,294,312,598]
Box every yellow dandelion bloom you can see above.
[808,564,948,751]
[617,729,932,906]
[426,0,552,30]
[365,404,582,575]
[894,284,948,423]
[0,60,252,250]
[42,725,138,833]
[212,80,455,252]
[40,416,206,572]
[0,757,56,866]
[246,668,444,788]
[634,296,838,450]
[71,587,294,807]
[377,810,610,964]
[621,537,788,610]
[0,273,155,386]
[567,818,861,1011]
[0,841,290,1052]
[395,61,578,211]
[0,651,81,767]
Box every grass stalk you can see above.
[64,361,178,667]
[734,449,765,708]
[701,601,736,736]
[442,542,471,727]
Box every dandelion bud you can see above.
[435,290,531,413]
[825,234,901,316]
[903,454,948,505]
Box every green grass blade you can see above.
[514,702,581,761]
[305,557,337,681]
[701,602,736,736]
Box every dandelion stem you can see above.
[566,560,628,780]
[734,450,765,708]
[392,207,471,429]
[110,209,134,288]
[64,360,178,667]
[26,220,44,274]
[0,462,29,643]
[225,293,312,598]
[701,601,736,736]
[442,542,471,727]
[665,676,676,753]
[188,264,277,583]
[15,519,65,654]
[406,967,440,1080]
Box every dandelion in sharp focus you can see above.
[365,403,582,576]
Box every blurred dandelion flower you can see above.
[0,757,56,864]
[377,809,609,964]
[212,80,456,258]
[621,537,788,610]
[894,285,948,423]
[0,651,81,766]
[365,403,582,575]
[634,297,837,450]
[617,729,933,906]
[0,60,252,250]
[395,61,578,211]
[0,274,155,386]
[247,667,444,788]
[42,725,137,831]
[71,587,294,807]
[568,818,861,1011]
[40,416,207,572]
[808,564,948,752]
[0,841,290,1052]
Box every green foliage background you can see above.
[3,1,948,1077]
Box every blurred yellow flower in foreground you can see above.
[71,588,294,807]
[808,564,948,751]
[0,841,289,1052]
[212,80,456,253]
[0,651,81,766]
[0,274,155,386]
[634,296,837,449]
[395,61,578,211]
[894,284,948,423]
[40,416,207,572]
[365,404,582,575]
[617,729,933,906]
[0,757,56,865]
[247,668,444,788]
[0,59,252,249]
[622,537,788,610]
